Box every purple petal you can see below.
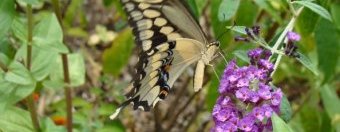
[287,31,301,42]
[271,89,283,106]
[258,59,274,72]
[262,104,273,118]
[258,84,272,100]
[212,122,238,132]
[235,88,251,101]
[248,48,263,60]
[252,107,265,121]
[217,96,231,107]
[236,78,249,88]
[249,91,260,103]
[238,115,256,131]
[263,50,272,60]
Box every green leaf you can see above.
[296,7,320,37]
[253,0,282,23]
[5,61,34,85]
[0,80,36,113]
[0,0,15,38]
[226,26,247,35]
[299,105,322,131]
[0,37,16,58]
[195,0,208,17]
[272,113,294,132]
[49,53,86,87]
[0,81,16,113]
[235,0,259,25]
[186,0,199,20]
[15,45,59,81]
[331,3,340,30]
[293,1,332,22]
[33,13,69,53]
[320,111,332,132]
[296,52,319,76]
[42,79,65,90]
[315,19,339,82]
[102,29,134,76]
[233,50,250,63]
[218,0,240,22]
[63,0,87,29]
[11,17,28,44]
[0,53,10,66]
[320,85,340,131]
[0,107,34,132]
[280,94,292,122]
[16,0,42,6]
[320,85,340,119]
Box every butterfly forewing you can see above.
[115,0,210,114]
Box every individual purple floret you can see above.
[286,31,301,42]
[285,31,301,58]
[211,48,283,132]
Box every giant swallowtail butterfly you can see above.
[110,0,220,119]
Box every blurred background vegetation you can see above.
[0,0,339,132]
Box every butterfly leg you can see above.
[193,60,205,92]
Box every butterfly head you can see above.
[207,41,220,48]
[201,41,220,64]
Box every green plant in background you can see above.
[0,0,339,132]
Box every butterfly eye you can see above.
[214,41,220,47]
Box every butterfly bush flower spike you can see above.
[211,48,283,132]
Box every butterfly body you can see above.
[110,0,220,119]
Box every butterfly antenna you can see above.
[216,21,237,41]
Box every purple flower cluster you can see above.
[211,48,283,132]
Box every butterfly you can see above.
[110,0,220,119]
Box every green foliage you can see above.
[296,52,319,76]
[0,0,15,38]
[15,45,58,81]
[233,50,250,63]
[102,29,134,77]
[280,94,293,122]
[33,13,69,54]
[331,4,340,29]
[320,85,340,131]
[315,19,339,83]
[272,113,294,132]
[44,53,85,88]
[293,1,332,22]
[0,107,34,132]
[218,0,240,22]
[235,0,259,25]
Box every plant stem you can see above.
[51,0,73,131]
[270,7,304,76]
[26,4,41,132]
